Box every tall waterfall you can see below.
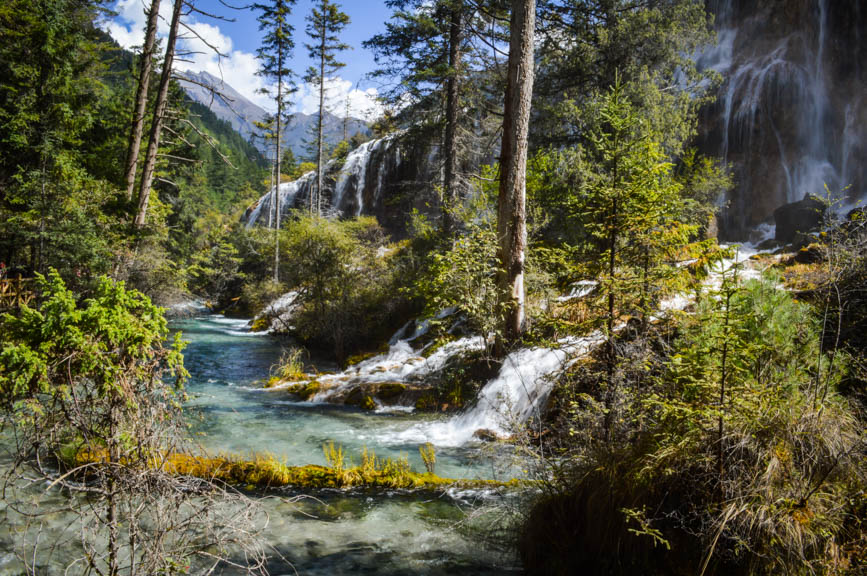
[244,135,406,227]
[701,0,866,238]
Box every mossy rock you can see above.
[345,351,378,366]
[343,386,376,410]
[376,381,407,399]
[250,316,270,332]
[284,380,320,400]
[264,376,282,389]
[415,394,437,411]
[72,446,525,492]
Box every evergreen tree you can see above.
[496,0,536,346]
[254,0,297,282]
[122,0,161,199]
[364,0,481,236]
[0,0,119,278]
[576,78,696,429]
[304,0,350,216]
[135,0,183,229]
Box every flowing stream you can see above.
[172,315,525,574]
[0,315,524,575]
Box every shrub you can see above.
[521,274,866,575]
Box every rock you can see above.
[794,243,823,264]
[791,230,817,251]
[756,238,783,251]
[473,429,500,442]
[774,194,827,244]
[375,382,406,399]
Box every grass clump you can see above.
[72,445,521,492]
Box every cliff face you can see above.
[700,0,866,239]
[243,134,440,237]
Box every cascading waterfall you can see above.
[700,0,865,238]
[244,135,406,226]
[245,171,316,228]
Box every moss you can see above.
[415,394,437,411]
[250,316,270,332]
[361,395,376,410]
[283,380,320,400]
[376,381,406,399]
[421,334,456,358]
[71,447,523,492]
[345,351,378,366]
[264,376,281,389]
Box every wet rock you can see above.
[794,243,823,264]
[774,194,827,244]
[756,238,783,251]
[473,429,500,442]
[375,382,406,399]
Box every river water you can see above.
[175,314,522,575]
[0,314,523,575]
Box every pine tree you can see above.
[304,0,350,216]
[135,0,183,229]
[496,0,536,346]
[122,0,161,200]
[364,0,479,237]
[254,0,297,282]
[577,78,696,430]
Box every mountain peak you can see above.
[177,70,371,158]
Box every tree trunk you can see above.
[274,60,282,283]
[123,0,160,200]
[267,144,275,228]
[315,28,326,217]
[496,0,535,347]
[604,197,618,436]
[442,4,463,238]
[134,0,183,229]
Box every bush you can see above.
[277,215,419,362]
[520,275,866,575]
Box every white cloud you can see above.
[102,0,174,49]
[295,77,384,121]
[176,20,274,110]
[101,1,383,121]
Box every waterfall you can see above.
[333,139,378,215]
[245,172,315,228]
[388,334,604,447]
[700,0,866,237]
[245,135,407,227]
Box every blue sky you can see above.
[104,0,394,119]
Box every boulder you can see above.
[472,429,501,442]
[774,194,827,244]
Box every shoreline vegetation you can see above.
[69,446,523,492]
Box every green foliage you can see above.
[329,139,351,163]
[419,442,436,475]
[271,347,307,382]
[274,215,418,361]
[533,0,716,153]
[0,270,186,406]
[525,272,866,575]
[418,224,500,338]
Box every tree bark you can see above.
[442,3,463,237]
[135,0,183,229]
[123,0,160,200]
[274,52,283,283]
[315,26,326,217]
[496,0,535,346]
